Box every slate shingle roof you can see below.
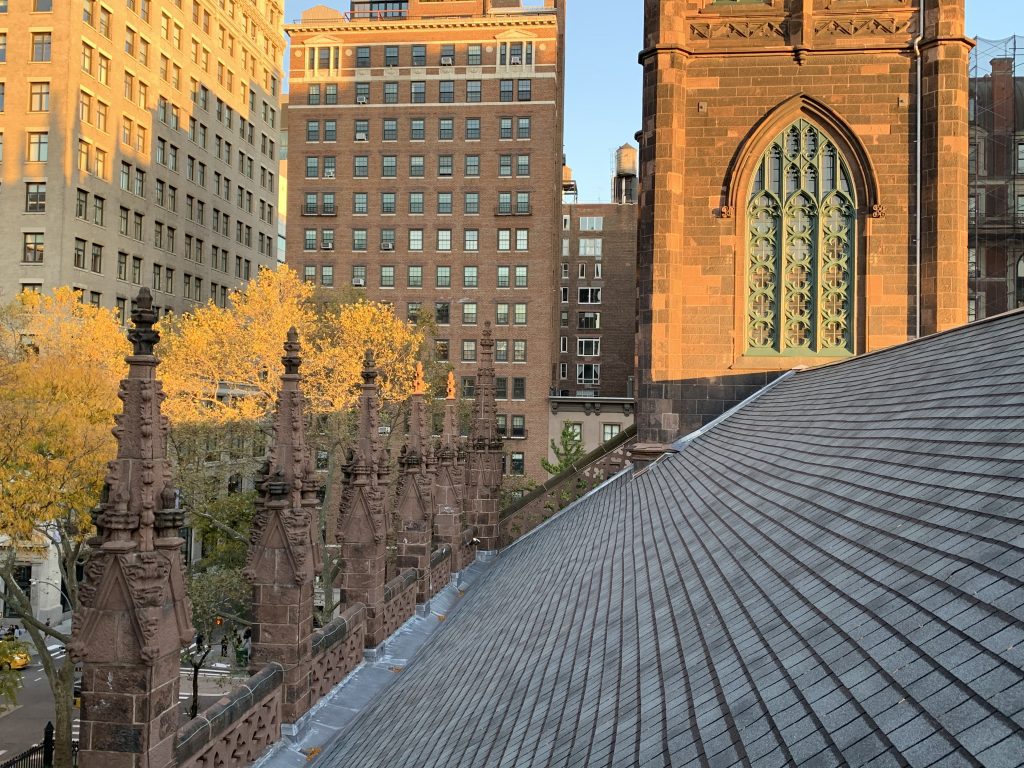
[322,311,1024,768]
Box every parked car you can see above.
[1,648,30,670]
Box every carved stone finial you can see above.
[363,349,378,383]
[128,287,159,356]
[282,326,301,375]
[446,370,456,400]
[413,361,427,395]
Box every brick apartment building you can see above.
[968,36,1024,320]
[0,0,285,317]
[551,146,637,457]
[636,0,971,446]
[284,0,565,483]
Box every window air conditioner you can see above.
[324,169,335,179]
[356,95,368,104]
[440,56,453,66]
[510,56,522,64]
[321,240,334,249]
[381,241,395,250]
[355,132,368,141]
[352,277,366,287]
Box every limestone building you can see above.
[284,0,565,483]
[637,0,971,445]
[0,0,284,317]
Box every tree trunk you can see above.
[51,662,75,768]
[188,647,210,719]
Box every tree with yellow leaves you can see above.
[156,265,432,620]
[0,288,128,767]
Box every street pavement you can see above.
[0,640,243,758]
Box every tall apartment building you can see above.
[0,0,284,318]
[285,0,565,483]
[968,36,1024,320]
[550,148,637,457]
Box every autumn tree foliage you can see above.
[0,288,129,767]
[157,266,430,620]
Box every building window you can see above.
[411,81,425,103]
[467,81,481,103]
[518,117,532,139]
[464,265,478,287]
[512,377,526,399]
[496,377,508,398]
[578,338,601,356]
[435,302,450,325]
[380,265,395,288]
[496,303,509,325]
[465,192,479,214]
[461,377,476,399]
[439,80,454,103]
[437,229,452,251]
[465,155,480,177]
[462,302,477,325]
[465,230,479,252]
[495,340,508,362]
[577,364,600,385]
[408,265,422,288]
[409,156,424,177]
[580,216,604,231]
[23,233,44,263]
[517,79,532,101]
[409,192,424,214]
[462,340,476,362]
[509,452,525,476]
[74,238,87,269]
[412,45,426,66]
[436,266,451,288]
[25,182,46,212]
[513,303,527,325]
[29,82,50,111]
[383,119,397,141]
[499,79,513,102]
[497,266,510,287]
[32,32,52,61]
[747,119,856,355]
[512,340,527,362]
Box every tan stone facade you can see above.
[0,0,283,316]
[284,0,564,483]
[637,0,972,444]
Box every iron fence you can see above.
[0,723,77,768]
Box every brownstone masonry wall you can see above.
[636,0,971,445]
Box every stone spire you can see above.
[244,328,322,721]
[465,322,504,550]
[71,287,193,768]
[432,370,465,569]
[337,350,389,646]
[396,363,435,600]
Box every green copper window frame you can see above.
[746,119,856,356]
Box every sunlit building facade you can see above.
[0,0,285,317]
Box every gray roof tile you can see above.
[319,313,1024,768]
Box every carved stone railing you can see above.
[176,664,284,768]
[375,569,418,644]
[498,424,637,547]
[310,604,366,700]
[426,546,452,601]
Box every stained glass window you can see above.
[747,119,855,354]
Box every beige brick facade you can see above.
[0,0,284,317]
[285,0,565,483]
[637,0,972,444]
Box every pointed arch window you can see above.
[747,119,855,355]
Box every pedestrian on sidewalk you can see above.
[220,635,228,657]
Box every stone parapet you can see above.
[310,605,366,700]
[175,664,284,768]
